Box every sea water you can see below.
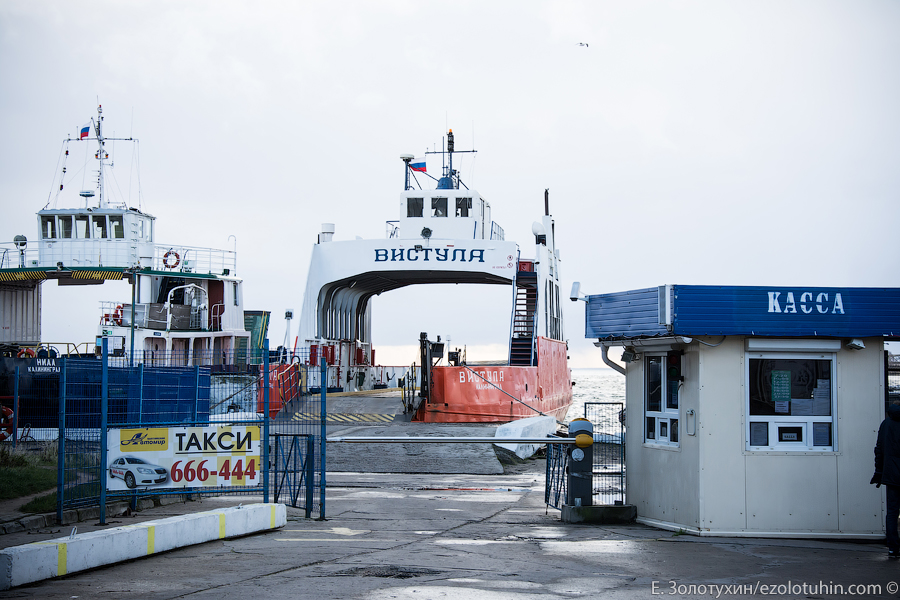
[565,367,626,437]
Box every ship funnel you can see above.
[319,223,335,243]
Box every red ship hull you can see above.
[414,337,572,423]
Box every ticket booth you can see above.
[584,285,900,538]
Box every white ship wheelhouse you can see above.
[37,207,155,272]
[297,129,568,397]
[0,104,253,367]
[391,190,503,242]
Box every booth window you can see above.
[746,353,834,451]
[456,197,472,217]
[407,198,423,217]
[644,352,680,447]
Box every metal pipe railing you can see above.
[327,436,577,444]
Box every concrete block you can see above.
[136,498,155,511]
[0,503,286,590]
[158,495,185,506]
[105,502,130,518]
[19,515,48,531]
[60,510,79,525]
[494,416,557,459]
[561,504,637,524]
[77,506,99,521]
[2,522,24,534]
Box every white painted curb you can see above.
[0,503,286,590]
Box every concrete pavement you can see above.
[0,460,895,599]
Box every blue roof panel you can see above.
[584,285,900,340]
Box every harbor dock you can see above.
[0,461,892,598]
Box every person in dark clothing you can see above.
[873,403,900,558]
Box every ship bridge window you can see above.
[407,198,423,217]
[59,216,73,239]
[432,197,447,217]
[456,197,472,217]
[91,215,108,239]
[109,215,125,239]
[75,215,90,238]
[41,216,57,239]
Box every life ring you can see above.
[113,304,124,326]
[16,348,35,359]
[0,406,13,442]
[163,249,181,269]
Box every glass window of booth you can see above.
[746,353,835,451]
[456,197,472,217]
[644,352,681,447]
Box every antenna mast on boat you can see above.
[68,104,135,209]
[429,129,476,191]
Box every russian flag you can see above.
[410,157,426,172]
[79,123,91,139]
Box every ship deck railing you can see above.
[98,300,220,332]
[0,241,236,276]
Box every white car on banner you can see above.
[109,456,168,489]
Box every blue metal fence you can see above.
[0,341,326,521]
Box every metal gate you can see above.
[544,441,568,509]
[585,401,626,505]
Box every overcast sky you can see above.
[2,1,899,367]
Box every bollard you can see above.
[566,418,594,507]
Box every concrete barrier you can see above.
[0,503,286,590]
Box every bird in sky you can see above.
[576,42,589,47]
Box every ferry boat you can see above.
[0,105,259,369]
[297,130,573,422]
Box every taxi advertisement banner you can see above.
[106,425,261,491]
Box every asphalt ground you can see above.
[0,461,896,600]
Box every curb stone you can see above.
[0,494,196,536]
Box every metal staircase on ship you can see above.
[508,263,538,366]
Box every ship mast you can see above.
[70,104,134,209]
[95,104,108,208]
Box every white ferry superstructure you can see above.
[0,105,255,366]
[297,130,572,422]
